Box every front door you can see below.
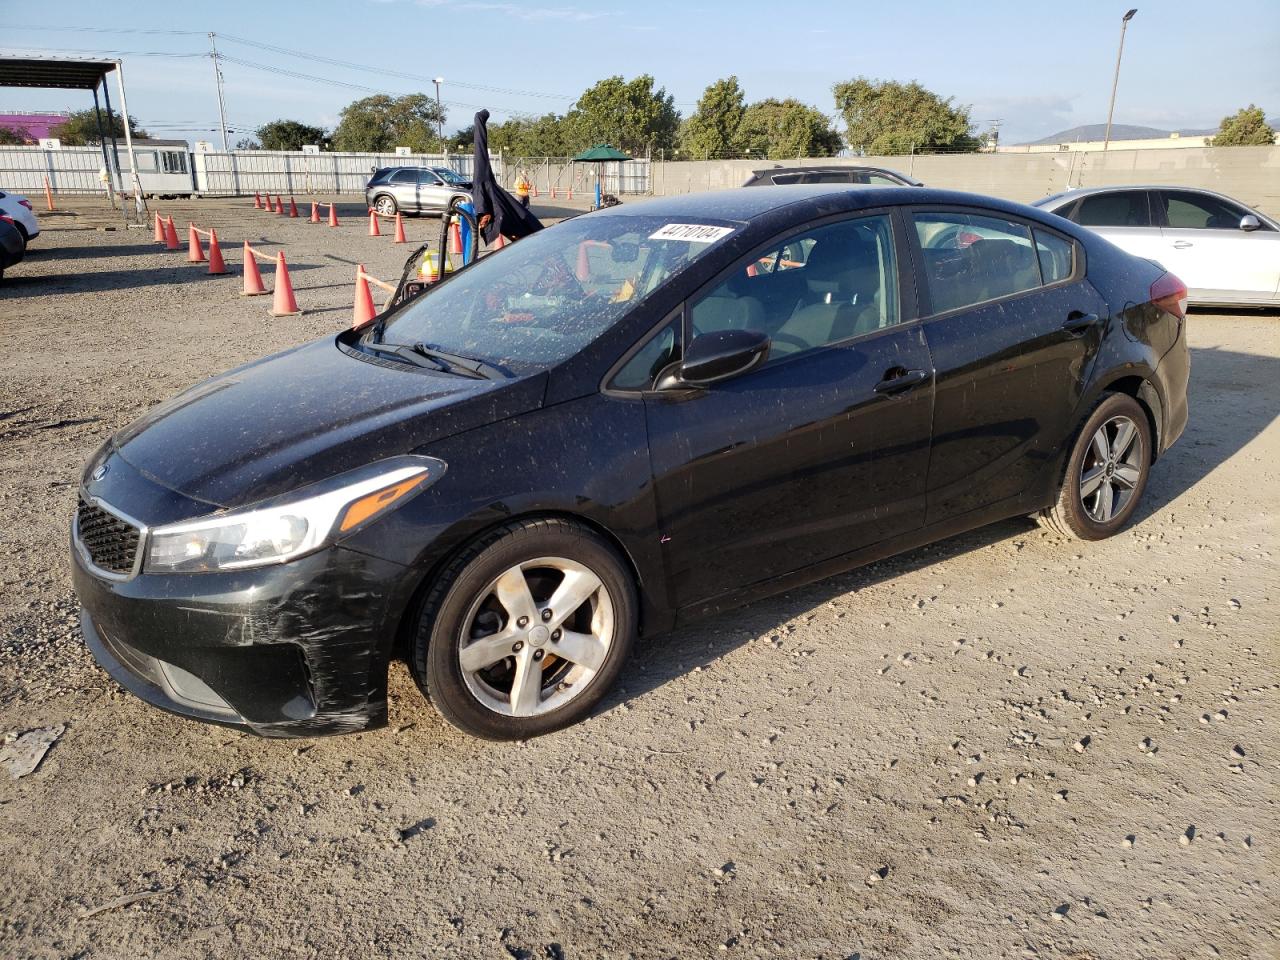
[909,208,1107,522]
[638,212,935,611]
[1153,189,1280,299]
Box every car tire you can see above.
[410,517,637,740]
[373,194,398,217]
[1038,392,1152,540]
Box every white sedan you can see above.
[1034,186,1279,307]
[0,190,40,247]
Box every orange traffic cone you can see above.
[531,183,538,198]
[43,175,56,212]
[153,212,164,243]
[274,195,285,215]
[271,251,302,316]
[242,243,267,296]
[310,201,320,223]
[392,213,406,244]
[207,229,227,275]
[567,186,573,201]
[328,203,339,228]
[288,196,298,218]
[368,209,381,237]
[449,221,462,255]
[353,265,377,327]
[164,216,180,251]
[550,187,557,199]
[187,222,206,263]
[254,192,263,209]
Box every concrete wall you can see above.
[651,145,1280,216]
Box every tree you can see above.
[487,113,572,156]
[679,76,747,159]
[331,94,445,152]
[832,77,978,154]
[738,99,843,160]
[0,126,32,145]
[235,136,261,150]
[48,109,147,145]
[255,119,327,151]
[563,75,680,154]
[1208,105,1276,146]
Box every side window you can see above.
[611,317,682,391]
[390,170,417,184]
[419,170,444,185]
[689,214,900,360]
[913,212,1041,314]
[1072,191,1150,227]
[161,152,187,174]
[136,152,158,171]
[1034,229,1074,284]
[866,173,902,185]
[1159,191,1249,230]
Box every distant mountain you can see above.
[1023,123,1216,145]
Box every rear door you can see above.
[1152,190,1280,300]
[909,208,1106,523]
[633,211,935,610]
[1061,190,1165,262]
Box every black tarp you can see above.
[470,109,543,244]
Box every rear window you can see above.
[1072,192,1150,228]
[913,212,1043,314]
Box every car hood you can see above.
[111,337,547,509]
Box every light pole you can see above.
[433,77,445,145]
[1103,8,1138,152]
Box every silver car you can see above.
[365,166,472,217]
[1033,186,1280,307]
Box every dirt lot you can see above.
[1,198,1277,960]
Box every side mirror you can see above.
[1240,214,1262,232]
[658,329,770,389]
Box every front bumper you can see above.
[73,540,416,738]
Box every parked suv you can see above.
[366,166,473,217]
[742,165,923,188]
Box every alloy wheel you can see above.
[374,196,396,216]
[457,557,615,717]
[1079,415,1144,523]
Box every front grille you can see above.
[76,497,141,575]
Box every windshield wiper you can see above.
[360,340,448,371]
[411,343,507,380]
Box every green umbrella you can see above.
[571,144,632,206]
[571,144,632,162]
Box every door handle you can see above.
[1062,311,1100,336]
[1172,241,1194,249]
[873,368,929,395]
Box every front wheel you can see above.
[372,194,398,217]
[1038,392,1152,540]
[411,518,637,740]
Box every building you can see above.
[0,111,71,142]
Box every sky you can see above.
[2,0,1278,148]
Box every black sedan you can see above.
[72,186,1190,740]
[0,216,24,280]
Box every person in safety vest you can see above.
[514,171,531,209]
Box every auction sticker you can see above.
[649,223,735,243]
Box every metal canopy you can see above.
[0,57,118,90]
[0,56,144,223]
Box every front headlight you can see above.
[144,456,445,573]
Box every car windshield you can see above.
[376,215,737,370]
[434,167,469,185]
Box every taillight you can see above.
[18,199,32,210]
[1150,272,1187,320]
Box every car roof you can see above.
[594,185,1049,223]
[1034,184,1250,205]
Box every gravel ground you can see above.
[1,198,1277,960]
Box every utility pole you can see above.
[209,32,230,151]
[986,119,1004,153]
[433,77,445,144]
[1103,9,1138,152]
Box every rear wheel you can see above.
[373,194,398,217]
[411,518,637,739]
[1038,393,1152,540]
